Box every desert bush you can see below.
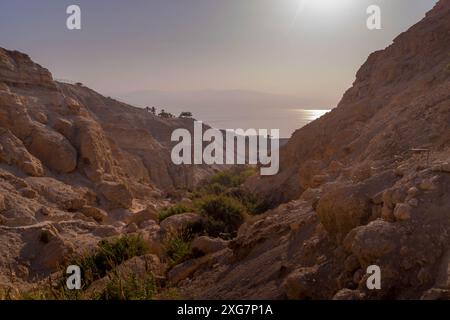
[196,195,246,237]
[163,233,192,267]
[71,234,149,286]
[162,231,193,267]
[223,187,271,214]
[100,271,156,300]
[207,166,256,189]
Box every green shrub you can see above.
[196,195,246,237]
[203,182,227,195]
[71,234,149,286]
[159,204,191,221]
[163,232,192,267]
[207,166,256,189]
[223,188,272,214]
[100,272,156,300]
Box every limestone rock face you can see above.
[0,49,55,89]
[0,128,44,176]
[0,44,218,291]
[28,126,77,173]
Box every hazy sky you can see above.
[0,0,438,107]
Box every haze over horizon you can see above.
[0,0,438,137]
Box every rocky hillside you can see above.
[178,0,450,299]
[0,47,217,291]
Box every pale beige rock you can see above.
[126,207,158,226]
[332,289,365,300]
[80,206,108,222]
[98,181,133,209]
[28,126,77,173]
[0,129,44,176]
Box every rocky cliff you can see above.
[179,0,450,299]
[0,47,216,290]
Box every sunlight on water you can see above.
[294,109,330,122]
[198,108,332,138]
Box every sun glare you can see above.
[290,0,354,28]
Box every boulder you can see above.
[283,267,321,300]
[126,207,159,226]
[333,289,365,300]
[160,212,201,234]
[192,236,229,255]
[63,97,82,115]
[126,223,138,233]
[28,126,77,173]
[27,177,87,211]
[0,129,44,176]
[344,220,400,266]
[167,255,212,285]
[36,234,74,271]
[98,181,133,209]
[80,206,108,222]
[53,118,74,139]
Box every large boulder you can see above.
[80,206,108,223]
[192,236,229,255]
[343,220,400,267]
[160,212,201,234]
[98,181,133,209]
[283,266,327,300]
[28,126,77,173]
[126,207,159,227]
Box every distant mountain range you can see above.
[115,89,330,115]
